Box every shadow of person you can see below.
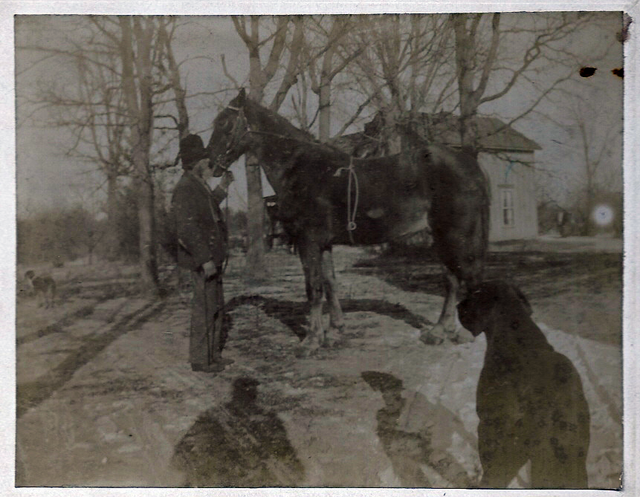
[171,376,304,487]
[362,371,476,488]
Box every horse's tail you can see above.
[473,180,491,288]
[461,169,491,290]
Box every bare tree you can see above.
[230,15,304,277]
[298,16,363,142]
[331,13,600,160]
[17,16,192,292]
[116,17,166,290]
[551,89,623,235]
[451,13,598,155]
[18,19,133,260]
[157,19,190,139]
[340,15,456,152]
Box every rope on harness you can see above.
[334,157,359,245]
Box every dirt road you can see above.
[16,241,623,488]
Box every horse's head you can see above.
[207,88,251,177]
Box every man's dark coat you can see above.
[172,171,228,270]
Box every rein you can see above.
[242,129,320,146]
[334,157,359,245]
[226,105,321,147]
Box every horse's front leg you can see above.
[297,239,325,357]
[321,249,344,346]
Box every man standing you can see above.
[172,134,235,373]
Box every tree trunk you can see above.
[318,41,335,142]
[106,172,119,260]
[452,13,501,159]
[584,185,595,236]
[318,80,331,143]
[453,14,481,157]
[119,17,159,293]
[244,154,267,279]
[242,19,267,277]
[135,174,159,289]
[129,94,159,290]
[386,106,403,155]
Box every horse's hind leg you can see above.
[296,238,325,357]
[321,249,344,346]
[420,268,474,345]
[420,267,458,345]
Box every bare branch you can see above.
[331,91,377,139]
[221,54,241,89]
[474,14,501,100]
[269,16,304,111]
[232,16,252,46]
[263,16,290,84]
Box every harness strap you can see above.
[334,157,359,245]
[223,193,230,275]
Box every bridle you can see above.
[210,104,250,175]
[211,104,323,174]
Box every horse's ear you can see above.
[512,284,533,316]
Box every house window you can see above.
[501,188,515,227]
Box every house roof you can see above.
[428,114,542,152]
[331,113,541,154]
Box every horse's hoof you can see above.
[451,327,475,345]
[330,323,345,334]
[324,328,346,348]
[295,336,322,358]
[419,330,444,346]
[419,325,447,345]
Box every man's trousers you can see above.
[190,269,225,366]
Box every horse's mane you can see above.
[245,99,317,143]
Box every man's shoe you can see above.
[213,357,235,366]
[191,363,225,373]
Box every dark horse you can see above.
[208,89,489,355]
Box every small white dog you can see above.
[24,270,56,309]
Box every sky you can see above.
[14,12,624,216]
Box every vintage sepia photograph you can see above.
[13,11,626,491]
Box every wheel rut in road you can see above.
[17,299,166,419]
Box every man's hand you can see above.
[202,260,218,279]
[219,171,234,191]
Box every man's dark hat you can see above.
[179,134,208,169]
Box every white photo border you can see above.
[2,2,636,496]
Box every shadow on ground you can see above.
[352,252,621,300]
[171,376,305,487]
[225,295,431,339]
[362,371,477,488]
